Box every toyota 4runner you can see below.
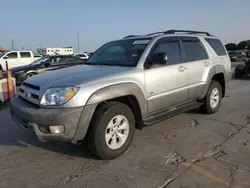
[10,30,232,159]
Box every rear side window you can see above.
[205,38,226,56]
[20,52,31,58]
[7,52,18,59]
[182,41,201,62]
[152,41,181,65]
[182,40,208,62]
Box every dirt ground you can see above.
[1,77,250,188]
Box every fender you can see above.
[200,65,226,99]
[87,82,147,116]
[72,82,147,143]
[26,70,39,75]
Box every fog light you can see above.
[49,125,65,134]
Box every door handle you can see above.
[178,66,187,72]
[204,61,210,67]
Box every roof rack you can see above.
[123,29,212,39]
[164,30,212,36]
[123,35,140,39]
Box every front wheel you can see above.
[200,81,222,114]
[87,102,135,160]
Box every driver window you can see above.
[152,41,181,65]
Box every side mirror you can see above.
[148,52,168,66]
[3,56,9,59]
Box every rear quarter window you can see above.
[205,38,227,56]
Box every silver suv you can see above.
[10,30,232,159]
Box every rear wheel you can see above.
[234,64,245,79]
[87,102,135,160]
[200,81,222,114]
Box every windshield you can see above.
[86,39,151,67]
[0,51,8,58]
[30,57,50,65]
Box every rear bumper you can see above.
[10,96,83,142]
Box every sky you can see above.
[1,0,250,52]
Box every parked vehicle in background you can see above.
[37,47,73,55]
[234,56,250,78]
[228,51,239,62]
[74,53,89,60]
[34,54,42,59]
[244,54,250,62]
[10,30,232,160]
[10,55,85,85]
[0,51,40,71]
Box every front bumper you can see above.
[10,97,83,142]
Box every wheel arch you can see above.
[72,82,147,143]
[200,65,226,99]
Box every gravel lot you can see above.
[1,65,250,188]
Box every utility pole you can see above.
[12,40,15,50]
[22,46,24,50]
[77,32,80,53]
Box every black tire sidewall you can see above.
[205,81,222,113]
[89,103,135,159]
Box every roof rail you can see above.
[123,30,212,39]
[123,35,140,39]
[164,30,212,36]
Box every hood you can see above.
[10,64,35,73]
[25,64,133,89]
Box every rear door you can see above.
[180,37,210,100]
[20,52,33,66]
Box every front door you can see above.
[5,52,19,69]
[144,37,188,114]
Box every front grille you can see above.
[18,82,41,106]
[19,96,40,108]
[22,82,40,90]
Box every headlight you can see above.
[40,87,79,106]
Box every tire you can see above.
[234,64,245,79]
[200,81,222,114]
[87,102,135,160]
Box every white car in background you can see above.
[0,51,40,71]
[73,53,89,60]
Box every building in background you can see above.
[0,48,5,54]
[37,47,73,55]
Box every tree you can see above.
[225,43,237,51]
[237,40,250,50]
